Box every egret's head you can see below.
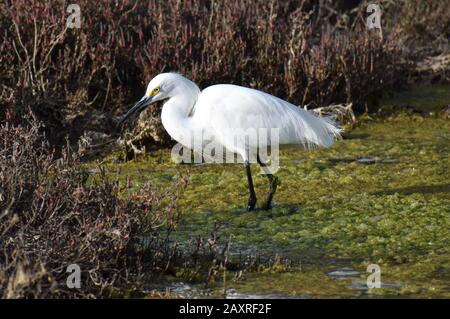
[117,72,196,128]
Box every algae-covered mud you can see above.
[97,86,449,298]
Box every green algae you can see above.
[229,267,357,298]
[226,254,450,299]
[92,87,450,298]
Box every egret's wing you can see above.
[195,84,341,150]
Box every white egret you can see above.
[118,73,341,211]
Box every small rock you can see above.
[328,268,360,278]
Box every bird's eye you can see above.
[152,87,160,95]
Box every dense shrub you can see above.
[0,112,184,298]
[0,0,421,143]
[383,0,450,53]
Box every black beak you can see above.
[117,96,152,129]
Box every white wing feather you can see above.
[195,84,341,150]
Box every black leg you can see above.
[245,160,257,211]
[257,155,279,210]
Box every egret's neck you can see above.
[161,93,198,145]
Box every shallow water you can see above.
[97,85,450,298]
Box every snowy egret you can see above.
[118,73,341,211]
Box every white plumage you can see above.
[118,72,341,211]
[196,84,341,150]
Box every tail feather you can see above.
[285,104,342,149]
